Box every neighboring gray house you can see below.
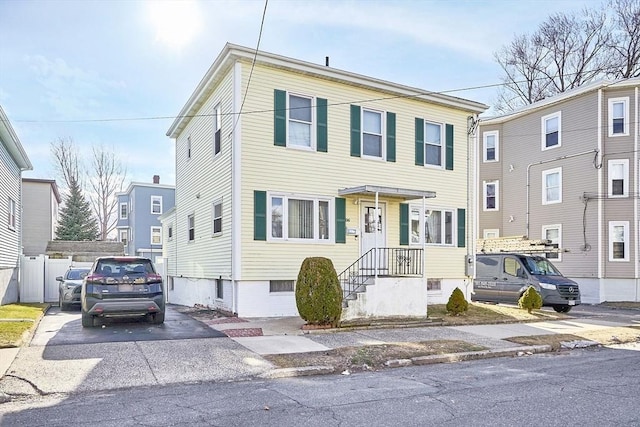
[116,175,175,261]
[477,78,640,304]
[22,178,61,256]
[0,106,33,304]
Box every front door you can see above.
[361,202,387,274]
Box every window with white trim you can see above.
[409,206,454,246]
[212,199,222,236]
[119,229,128,246]
[288,93,314,149]
[541,112,561,150]
[187,214,195,242]
[151,226,162,245]
[608,159,629,197]
[542,168,562,204]
[542,224,561,260]
[362,108,384,159]
[483,181,499,211]
[269,194,331,241]
[213,103,221,157]
[7,197,16,230]
[609,221,629,261]
[483,229,499,239]
[270,280,294,292]
[427,279,441,291]
[609,97,629,136]
[119,202,128,220]
[425,121,443,167]
[151,196,162,214]
[483,131,499,162]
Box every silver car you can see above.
[57,268,90,311]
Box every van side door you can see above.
[501,256,528,303]
[474,256,501,302]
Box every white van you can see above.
[473,253,581,313]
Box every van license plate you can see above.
[568,300,576,305]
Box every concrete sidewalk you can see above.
[203,313,638,356]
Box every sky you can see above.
[0,0,601,187]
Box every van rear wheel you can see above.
[553,305,572,313]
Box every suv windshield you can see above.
[519,256,562,276]
[66,269,89,280]
[95,259,155,276]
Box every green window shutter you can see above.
[254,191,267,241]
[350,105,361,157]
[316,97,328,152]
[446,124,454,170]
[399,203,409,246]
[415,118,424,166]
[386,112,396,162]
[274,90,286,147]
[335,197,346,244]
[457,208,466,248]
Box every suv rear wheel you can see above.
[150,312,165,324]
[81,310,95,327]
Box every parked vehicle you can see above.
[57,268,90,311]
[81,256,165,327]
[473,253,581,313]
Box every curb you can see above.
[259,345,554,379]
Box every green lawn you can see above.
[0,303,48,348]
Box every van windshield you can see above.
[519,256,562,276]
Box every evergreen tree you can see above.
[55,178,99,241]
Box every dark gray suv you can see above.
[81,256,165,327]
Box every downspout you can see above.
[635,85,639,301]
[231,60,243,314]
[597,89,603,283]
[526,149,598,238]
[467,114,479,301]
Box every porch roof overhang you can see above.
[338,185,436,201]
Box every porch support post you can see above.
[375,191,379,279]
[423,195,428,315]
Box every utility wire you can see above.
[11,68,635,125]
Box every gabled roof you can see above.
[167,43,489,138]
[0,105,32,171]
[482,77,640,125]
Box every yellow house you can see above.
[163,43,487,318]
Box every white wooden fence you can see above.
[19,255,166,304]
[19,255,92,303]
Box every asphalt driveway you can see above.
[32,305,227,346]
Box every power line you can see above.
[231,0,268,136]
[9,67,637,127]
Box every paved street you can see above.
[1,344,639,426]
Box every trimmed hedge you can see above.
[446,287,469,315]
[295,257,342,326]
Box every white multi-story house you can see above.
[162,43,487,318]
[0,106,33,304]
[478,78,640,303]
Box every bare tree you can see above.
[494,35,553,113]
[494,1,638,111]
[88,145,127,240]
[608,0,640,78]
[50,137,83,189]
